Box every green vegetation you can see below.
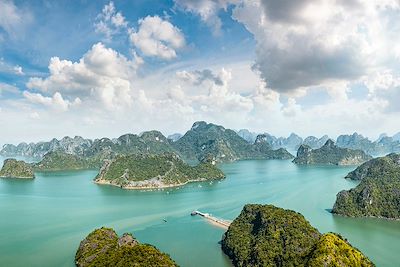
[0,159,34,179]
[75,227,177,267]
[221,204,374,267]
[33,151,99,171]
[173,121,293,163]
[306,233,374,266]
[332,153,400,219]
[95,153,225,188]
[293,139,372,165]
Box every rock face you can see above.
[237,129,259,144]
[94,153,225,189]
[332,153,400,219]
[75,227,177,267]
[221,204,374,267]
[293,139,372,165]
[303,135,330,149]
[336,132,400,156]
[167,133,183,142]
[0,159,34,179]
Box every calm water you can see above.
[0,157,399,267]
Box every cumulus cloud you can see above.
[174,0,239,35]
[129,16,185,60]
[23,91,81,112]
[94,1,128,41]
[27,42,141,110]
[0,59,24,75]
[232,0,400,94]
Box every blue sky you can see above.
[0,0,400,144]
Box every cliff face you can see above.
[0,159,34,179]
[333,153,400,219]
[293,139,372,165]
[221,204,374,267]
[75,227,177,267]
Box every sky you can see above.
[0,0,400,144]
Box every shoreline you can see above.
[0,175,34,179]
[331,212,400,221]
[94,178,216,190]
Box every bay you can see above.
[0,157,399,266]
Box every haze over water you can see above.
[0,157,399,267]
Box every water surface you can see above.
[0,157,399,266]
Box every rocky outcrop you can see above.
[337,132,400,156]
[221,204,374,267]
[172,121,293,163]
[75,227,177,267]
[0,159,34,179]
[293,139,372,165]
[333,153,400,219]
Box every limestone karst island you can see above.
[1,1,400,266]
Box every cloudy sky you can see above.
[1,0,400,144]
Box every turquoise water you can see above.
[0,158,399,267]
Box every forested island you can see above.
[0,159,35,179]
[75,227,177,267]
[333,153,400,219]
[94,153,225,189]
[293,139,372,165]
[221,204,374,267]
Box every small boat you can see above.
[191,211,198,216]
[163,219,167,222]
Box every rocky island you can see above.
[332,153,400,219]
[293,139,372,165]
[221,204,374,267]
[75,227,177,267]
[173,121,293,163]
[34,151,99,171]
[94,153,225,189]
[0,159,35,179]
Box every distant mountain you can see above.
[167,133,182,142]
[333,153,400,219]
[0,136,92,158]
[172,121,293,162]
[265,133,303,152]
[221,204,373,267]
[393,132,400,142]
[237,129,258,143]
[303,135,329,149]
[293,139,372,165]
[336,132,400,156]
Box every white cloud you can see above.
[13,65,24,75]
[23,91,81,112]
[0,82,19,96]
[232,0,400,94]
[94,1,128,41]
[0,59,24,75]
[0,0,31,39]
[27,42,141,110]
[130,16,185,60]
[174,0,239,35]
[176,69,224,86]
